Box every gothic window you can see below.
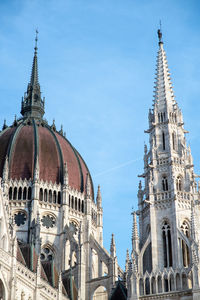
[181,221,190,267]
[78,198,81,211]
[72,196,74,209]
[181,221,190,238]
[162,132,165,150]
[41,214,56,229]
[28,187,32,200]
[162,176,168,191]
[176,176,182,191]
[14,211,27,226]
[13,187,17,200]
[49,190,52,203]
[162,221,173,267]
[9,187,12,200]
[44,189,47,202]
[161,113,163,123]
[53,190,57,203]
[40,246,54,261]
[23,187,27,200]
[39,188,43,201]
[81,200,84,213]
[172,132,176,150]
[18,187,22,200]
[58,191,61,204]
[75,197,77,210]
[69,195,71,206]
[163,112,166,121]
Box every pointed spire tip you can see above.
[157,21,163,45]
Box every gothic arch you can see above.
[0,278,6,300]
[162,220,173,268]
[91,284,108,300]
[176,175,182,191]
[41,242,58,263]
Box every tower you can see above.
[128,29,200,299]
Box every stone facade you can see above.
[127,30,200,299]
[1,29,200,300]
[0,33,122,300]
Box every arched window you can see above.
[49,190,52,203]
[162,132,165,150]
[44,189,47,202]
[18,187,22,200]
[53,191,57,203]
[58,192,61,204]
[78,199,81,211]
[69,195,71,206]
[39,188,43,201]
[9,187,12,200]
[162,176,168,191]
[176,176,182,191]
[28,187,32,200]
[181,221,190,238]
[40,246,54,262]
[23,187,27,200]
[72,196,74,209]
[13,187,17,200]
[81,200,84,213]
[181,221,190,267]
[75,197,77,210]
[172,132,176,150]
[162,221,173,267]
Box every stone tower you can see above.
[127,29,200,299]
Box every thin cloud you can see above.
[94,157,142,177]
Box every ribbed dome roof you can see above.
[0,34,94,198]
[0,119,93,197]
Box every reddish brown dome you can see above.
[0,120,93,197]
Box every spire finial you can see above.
[157,21,163,45]
[21,29,45,119]
[35,29,38,54]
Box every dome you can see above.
[0,120,93,197]
[0,36,94,198]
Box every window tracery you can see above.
[41,214,56,229]
[40,246,54,261]
[176,176,182,191]
[162,176,168,191]
[181,221,190,267]
[162,221,172,267]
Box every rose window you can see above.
[41,215,56,229]
[14,212,27,226]
[40,247,54,261]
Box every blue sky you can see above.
[1,0,200,267]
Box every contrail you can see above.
[94,157,142,177]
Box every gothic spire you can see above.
[21,30,45,119]
[110,233,116,258]
[132,211,139,254]
[96,185,102,208]
[153,27,177,113]
[125,249,129,273]
[85,173,91,198]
